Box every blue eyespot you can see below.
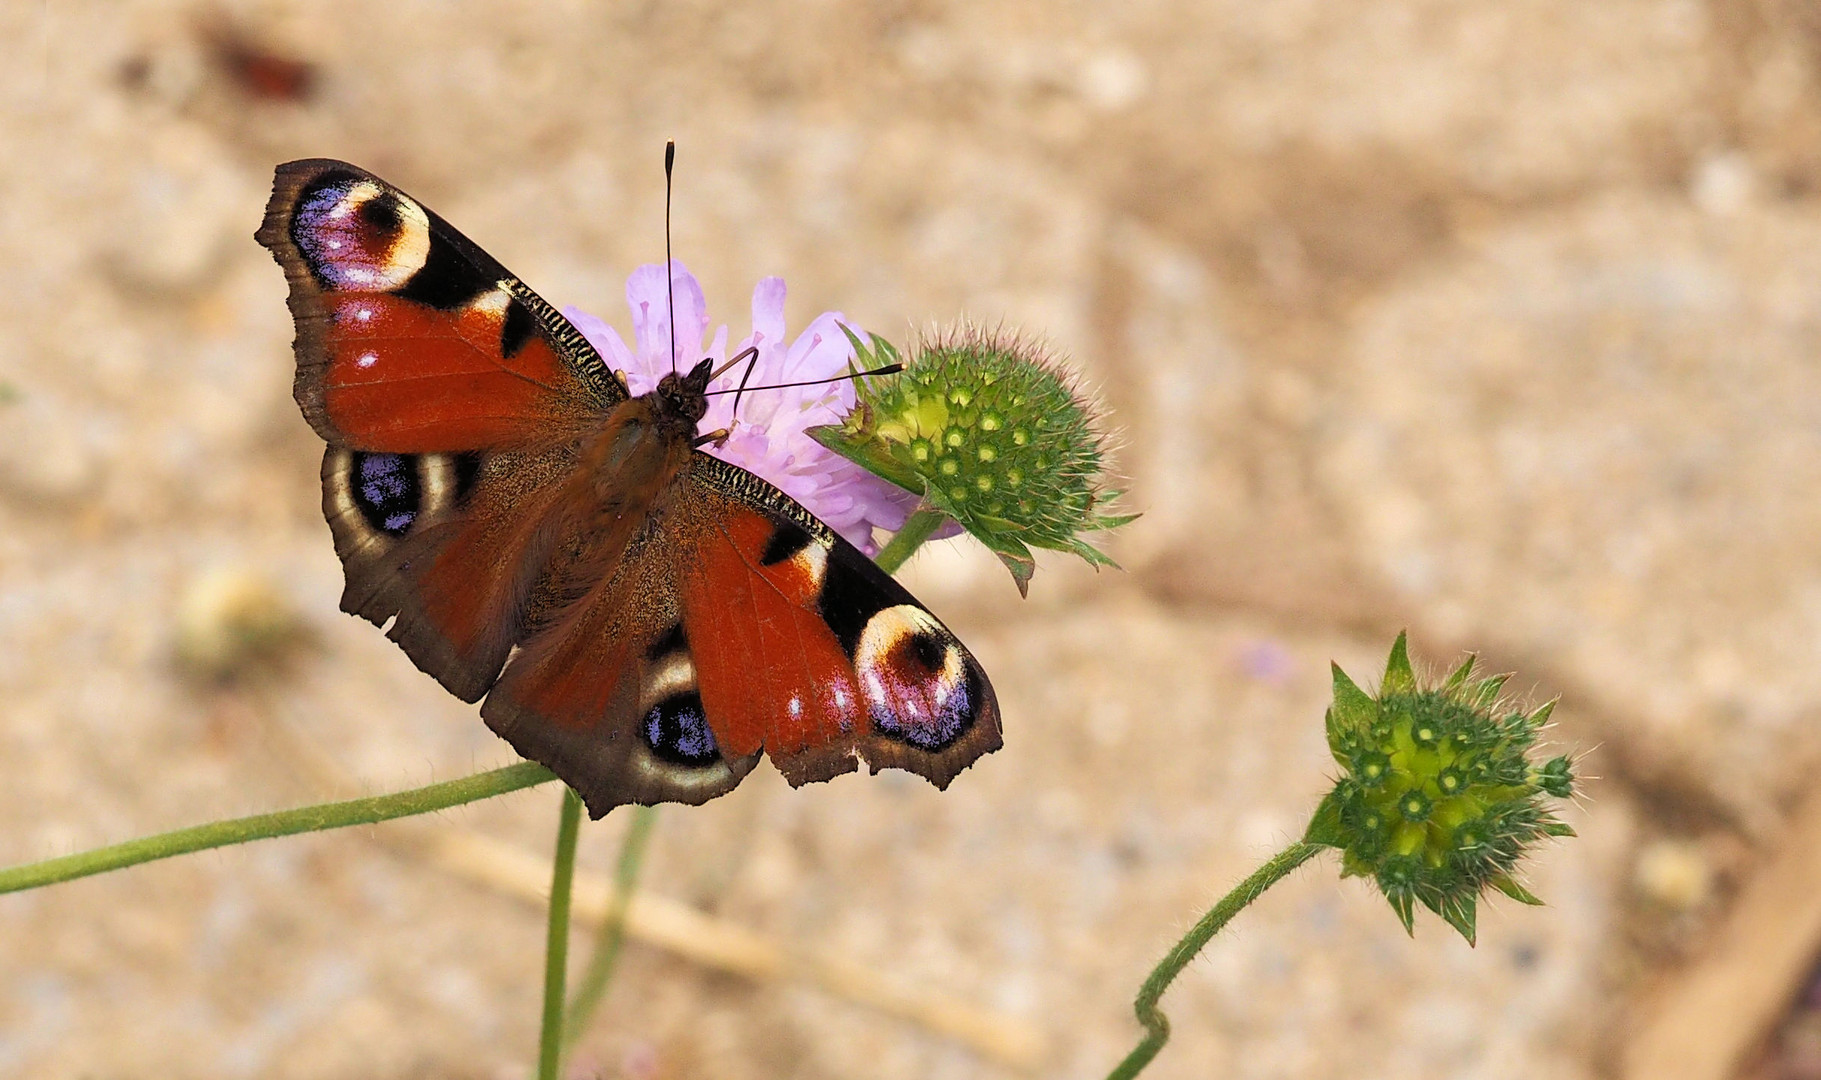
[350,452,419,536]
[642,692,720,766]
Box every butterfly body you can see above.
[259,159,1001,817]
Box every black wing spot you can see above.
[642,692,720,766]
[350,451,421,536]
[356,190,404,234]
[910,631,946,672]
[646,623,688,661]
[451,451,484,504]
[758,521,813,566]
[501,297,536,358]
[393,231,490,310]
[818,542,912,656]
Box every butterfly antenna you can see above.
[702,363,904,397]
[664,140,677,378]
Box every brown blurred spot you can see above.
[198,14,318,103]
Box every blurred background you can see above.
[5,1,1821,1077]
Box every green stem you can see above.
[563,803,659,1048]
[873,507,947,575]
[0,762,556,895]
[1106,841,1324,1080]
[536,788,584,1080]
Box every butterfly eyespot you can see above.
[642,691,721,766]
[350,451,420,536]
[291,177,431,292]
[855,605,977,753]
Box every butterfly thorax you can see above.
[566,357,717,549]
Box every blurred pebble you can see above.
[1778,1010,1821,1080]
[172,564,304,680]
[105,126,255,295]
[1078,49,1148,112]
[0,392,105,506]
[1632,838,1713,911]
[1691,151,1756,217]
[1238,638,1295,685]
[621,1040,662,1080]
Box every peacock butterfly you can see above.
[256,159,1001,818]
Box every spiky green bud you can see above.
[809,326,1133,594]
[1304,632,1577,945]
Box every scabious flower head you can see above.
[1304,632,1578,945]
[562,261,925,555]
[810,325,1132,594]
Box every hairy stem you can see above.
[1105,841,1324,1080]
[873,508,947,575]
[537,788,585,1080]
[0,762,557,895]
[564,803,659,1048]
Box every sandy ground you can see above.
[4,0,1821,1077]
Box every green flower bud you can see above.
[1304,632,1578,945]
[809,325,1134,595]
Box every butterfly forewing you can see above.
[258,158,623,452]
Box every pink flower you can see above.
[562,261,925,555]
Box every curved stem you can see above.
[564,803,659,1048]
[537,788,585,1080]
[873,508,947,575]
[0,762,557,895]
[1105,841,1324,1080]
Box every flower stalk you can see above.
[1107,841,1324,1080]
[872,508,948,575]
[0,761,556,895]
[537,789,585,1080]
[564,804,660,1048]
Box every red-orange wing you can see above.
[480,454,1002,818]
[257,158,623,452]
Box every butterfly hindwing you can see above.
[684,455,1002,791]
[258,158,623,453]
[481,451,1002,818]
[478,467,765,812]
[322,441,590,701]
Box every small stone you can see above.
[173,565,306,680]
[1633,839,1713,912]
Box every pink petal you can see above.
[626,261,709,376]
[786,311,858,381]
[561,305,634,373]
[749,277,787,360]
